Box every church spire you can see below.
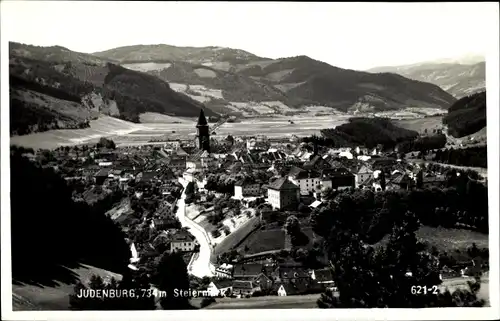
[197,108,208,126]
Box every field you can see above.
[231,224,319,256]
[212,216,260,262]
[394,115,444,134]
[236,228,286,254]
[205,293,321,309]
[373,226,489,252]
[10,113,351,149]
[10,116,145,149]
[12,263,123,311]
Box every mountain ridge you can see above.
[368,58,486,99]
[9,42,214,136]
[95,43,456,115]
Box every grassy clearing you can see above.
[373,226,488,252]
[237,228,286,254]
[394,116,443,134]
[12,263,123,311]
[205,293,321,309]
[212,217,259,261]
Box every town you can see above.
[13,108,489,309]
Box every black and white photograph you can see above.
[1,1,499,320]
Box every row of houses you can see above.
[209,261,335,297]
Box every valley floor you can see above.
[10,114,351,149]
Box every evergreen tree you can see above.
[416,170,424,189]
[317,211,485,308]
[155,252,192,310]
[380,171,386,191]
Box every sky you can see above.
[1,1,498,70]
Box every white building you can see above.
[215,263,234,279]
[288,166,321,196]
[267,177,300,210]
[207,280,233,297]
[170,230,196,252]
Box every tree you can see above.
[416,170,424,189]
[10,151,130,284]
[155,252,192,310]
[317,211,485,308]
[284,215,301,236]
[380,171,386,191]
[97,137,116,149]
[185,182,195,196]
[298,203,311,213]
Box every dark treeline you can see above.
[443,91,486,138]
[397,133,447,153]
[310,117,419,149]
[434,147,487,169]
[10,97,90,135]
[312,174,488,245]
[317,211,486,308]
[102,63,213,123]
[9,58,96,99]
[10,75,82,103]
[10,151,131,284]
[313,163,488,307]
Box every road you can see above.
[175,182,215,278]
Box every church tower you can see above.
[196,108,210,152]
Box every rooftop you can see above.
[267,177,299,191]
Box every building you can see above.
[94,168,112,185]
[200,150,216,169]
[232,263,265,280]
[310,268,335,289]
[196,109,210,152]
[356,165,373,187]
[287,166,321,196]
[321,167,355,191]
[215,263,234,279]
[183,168,200,183]
[207,280,233,297]
[390,173,413,190]
[170,230,196,252]
[303,154,331,171]
[234,177,261,199]
[275,282,316,296]
[267,177,300,210]
[231,280,261,297]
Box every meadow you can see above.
[10,113,351,149]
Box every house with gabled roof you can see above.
[389,172,413,190]
[94,168,111,185]
[232,280,261,297]
[170,229,196,252]
[287,166,321,196]
[311,268,336,290]
[356,165,373,187]
[207,279,233,297]
[321,167,355,191]
[234,176,261,199]
[267,177,300,210]
[303,154,331,171]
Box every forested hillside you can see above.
[443,91,486,138]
